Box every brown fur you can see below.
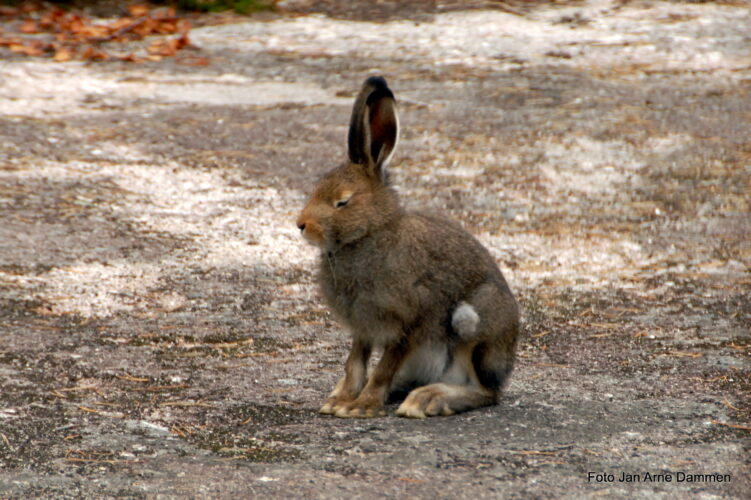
[297,76,519,418]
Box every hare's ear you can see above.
[347,76,399,181]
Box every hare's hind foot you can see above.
[395,383,494,419]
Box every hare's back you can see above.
[393,212,505,285]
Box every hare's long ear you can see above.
[347,76,399,181]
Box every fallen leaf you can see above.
[147,39,176,57]
[53,46,73,62]
[0,36,22,46]
[21,3,43,14]
[77,24,110,39]
[128,4,150,17]
[10,42,44,56]
[152,7,177,20]
[81,46,109,61]
[175,33,190,50]
[156,19,179,35]
[133,18,159,37]
[114,52,142,63]
[180,55,210,66]
[110,18,134,31]
[177,19,191,35]
[19,19,39,34]
[3,3,193,63]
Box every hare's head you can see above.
[297,77,401,251]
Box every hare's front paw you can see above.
[319,397,351,415]
[333,397,386,418]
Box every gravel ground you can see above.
[0,1,749,498]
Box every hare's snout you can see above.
[296,211,326,247]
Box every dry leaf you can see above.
[0,6,20,16]
[128,4,150,17]
[178,19,191,35]
[4,4,193,63]
[81,46,109,61]
[53,46,73,62]
[114,52,142,63]
[21,3,42,14]
[10,42,44,56]
[147,36,189,57]
[19,19,39,34]
[156,19,179,34]
[0,36,22,46]
[181,56,210,67]
[110,18,134,31]
[175,33,190,50]
[147,40,171,56]
[152,7,177,20]
[134,18,159,37]
[77,24,109,39]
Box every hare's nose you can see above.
[297,222,306,232]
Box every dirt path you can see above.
[1,1,749,498]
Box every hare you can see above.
[296,76,519,418]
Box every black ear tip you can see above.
[363,76,395,104]
[364,76,395,100]
[364,75,389,90]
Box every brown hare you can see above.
[296,76,519,418]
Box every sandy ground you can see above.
[0,1,749,498]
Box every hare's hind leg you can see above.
[395,382,495,418]
[395,343,495,419]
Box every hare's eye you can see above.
[335,192,353,208]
